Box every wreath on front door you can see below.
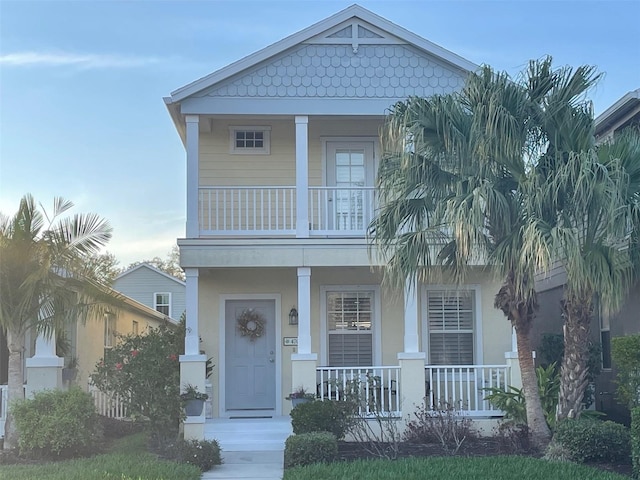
[236,308,265,341]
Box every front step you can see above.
[204,416,292,452]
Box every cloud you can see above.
[0,51,164,69]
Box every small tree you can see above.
[90,319,185,444]
[611,334,640,409]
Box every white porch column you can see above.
[295,116,309,238]
[403,279,420,353]
[26,330,63,397]
[180,267,206,440]
[296,267,311,354]
[186,114,200,238]
[505,327,523,389]
[184,268,200,355]
[398,277,426,420]
[291,266,316,411]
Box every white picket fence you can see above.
[88,385,128,419]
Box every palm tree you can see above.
[533,128,640,420]
[369,58,598,449]
[0,195,115,449]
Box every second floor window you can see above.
[229,126,271,154]
[154,293,171,317]
[104,314,116,350]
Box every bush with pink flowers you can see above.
[90,319,185,444]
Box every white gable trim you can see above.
[115,262,186,286]
[169,4,477,103]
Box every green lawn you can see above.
[0,433,201,480]
[283,456,629,480]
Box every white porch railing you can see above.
[425,365,509,416]
[309,187,377,235]
[197,186,377,236]
[316,366,401,416]
[199,186,296,235]
[89,385,128,419]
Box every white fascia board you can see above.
[170,5,477,103]
[164,97,187,146]
[595,88,640,134]
[180,96,399,116]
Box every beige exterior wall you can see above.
[72,307,166,390]
[198,265,511,417]
[199,117,383,187]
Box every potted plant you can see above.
[286,386,316,407]
[181,384,209,416]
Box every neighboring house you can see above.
[165,4,520,440]
[114,263,186,321]
[534,88,640,424]
[0,290,173,436]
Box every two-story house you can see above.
[165,5,519,441]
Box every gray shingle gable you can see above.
[198,43,465,100]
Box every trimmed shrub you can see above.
[554,418,630,463]
[632,407,640,479]
[612,335,640,408]
[290,400,354,440]
[11,387,102,458]
[284,432,337,468]
[174,439,222,472]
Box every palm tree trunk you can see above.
[515,324,551,448]
[4,329,25,450]
[557,296,591,421]
[495,273,551,450]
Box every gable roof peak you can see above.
[168,4,477,103]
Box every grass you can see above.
[0,433,201,480]
[283,456,629,480]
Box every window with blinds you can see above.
[327,291,373,367]
[426,289,475,365]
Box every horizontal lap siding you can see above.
[113,267,185,319]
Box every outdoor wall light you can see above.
[288,307,298,325]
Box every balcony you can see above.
[198,186,377,237]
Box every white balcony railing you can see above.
[309,187,377,235]
[316,366,401,416]
[199,186,296,235]
[425,365,509,416]
[197,186,376,237]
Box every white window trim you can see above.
[104,314,116,349]
[154,292,172,318]
[421,285,483,365]
[229,126,271,155]
[320,285,382,366]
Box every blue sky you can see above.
[1,0,638,265]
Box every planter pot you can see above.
[291,397,312,407]
[184,399,205,416]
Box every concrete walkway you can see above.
[201,450,284,480]
[200,417,290,480]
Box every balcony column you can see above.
[295,116,309,238]
[398,277,426,417]
[291,267,316,412]
[180,267,206,440]
[505,327,524,389]
[26,329,63,397]
[186,114,200,238]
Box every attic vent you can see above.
[328,26,352,38]
[358,25,383,39]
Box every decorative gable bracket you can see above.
[306,19,403,54]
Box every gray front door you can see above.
[225,299,276,411]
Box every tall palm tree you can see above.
[532,128,640,420]
[0,195,115,449]
[369,58,598,449]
